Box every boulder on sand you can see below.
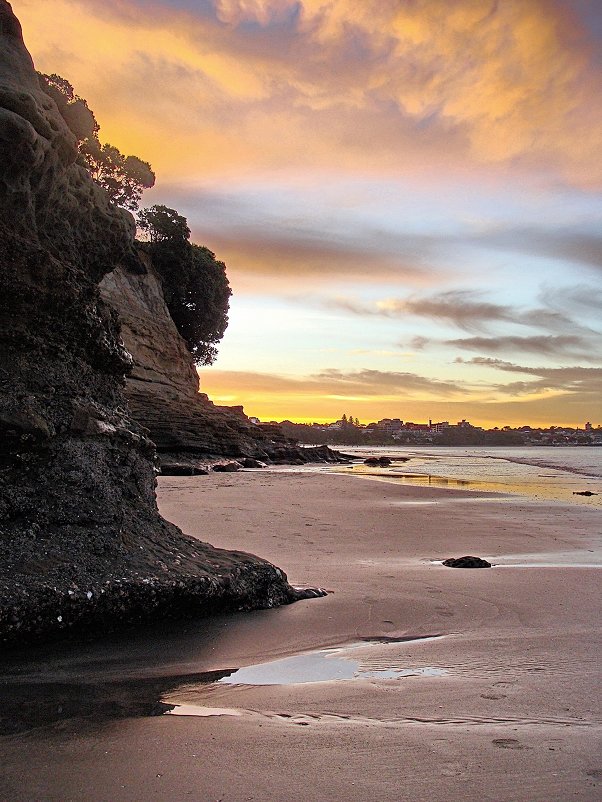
[442,555,492,568]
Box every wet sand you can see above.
[1,471,601,801]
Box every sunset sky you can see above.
[16,0,602,426]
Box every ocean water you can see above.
[325,446,602,507]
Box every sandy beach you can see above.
[1,469,601,801]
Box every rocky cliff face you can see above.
[0,0,318,646]
[99,256,343,469]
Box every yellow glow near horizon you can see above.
[199,375,595,429]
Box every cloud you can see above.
[18,0,602,187]
[314,368,463,397]
[149,184,448,285]
[203,367,465,398]
[326,289,593,338]
[201,362,601,424]
[198,228,431,282]
[474,229,602,273]
[447,334,597,359]
[455,357,602,396]
[410,336,430,351]
[539,285,602,316]
[381,292,514,329]
[326,290,515,328]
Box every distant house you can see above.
[429,421,449,433]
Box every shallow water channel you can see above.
[0,633,448,734]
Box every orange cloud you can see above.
[200,366,600,427]
[15,0,602,186]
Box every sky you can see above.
[16,0,602,426]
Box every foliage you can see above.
[138,205,231,365]
[138,205,190,243]
[37,73,155,211]
[82,141,155,211]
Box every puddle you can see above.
[210,643,447,686]
[163,637,447,702]
[0,636,447,734]
[163,640,449,718]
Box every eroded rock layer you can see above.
[100,257,346,469]
[0,0,310,646]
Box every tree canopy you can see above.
[38,73,155,211]
[138,205,190,243]
[138,205,231,365]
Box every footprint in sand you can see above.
[492,738,530,750]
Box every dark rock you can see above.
[290,586,329,599]
[573,491,597,496]
[442,556,492,568]
[0,2,320,647]
[300,444,350,463]
[364,456,392,466]
[212,461,242,472]
[159,463,209,476]
[241,457,265,469]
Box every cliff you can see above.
[99,255,345,470]
[0,0,321,647]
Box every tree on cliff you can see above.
[138,205,231,365]
[37,73,155,211]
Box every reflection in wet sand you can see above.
[333,461,601,507]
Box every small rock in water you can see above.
[442,555,492,568]
[364,456,392,466]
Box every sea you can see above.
[296,445,602,507]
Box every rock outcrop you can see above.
[99,256,347,470]
[442,556,492,568]
[0,0,321,647]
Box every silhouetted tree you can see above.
[138,205,231,365]
[37,73,155,211]
[138,205,190,243]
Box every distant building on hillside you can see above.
[375,418,403,433]
[430,421,449,432]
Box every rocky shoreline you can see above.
[0,1,324,649]
[159,444,351,475]
[0,544,324,647]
